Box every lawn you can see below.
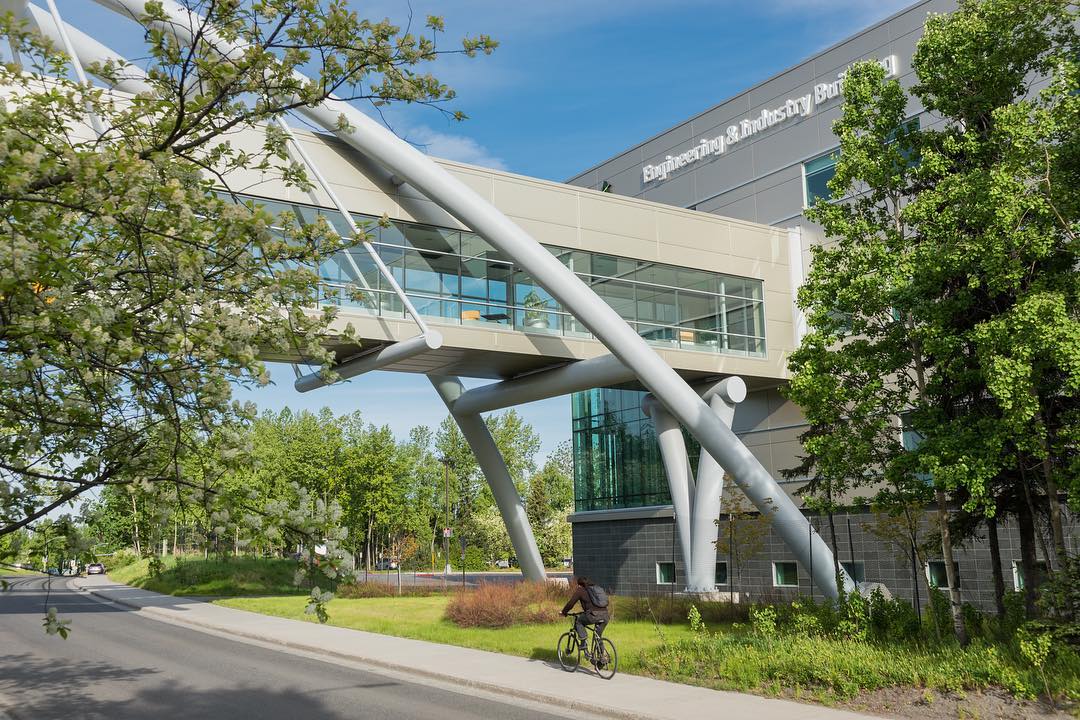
[217,594,695,674]
[109,556,305,597]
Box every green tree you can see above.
[787,0,1078,640]
[0,0,495,544]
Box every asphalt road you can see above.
[0,575,576,720]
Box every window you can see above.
[656,562,675,585]
[926,560,960,590]
[715,561,728,586]
[1012,560,1048,591]
[773,561,799,587]
[841,561,865,584]
[803,152,838,206]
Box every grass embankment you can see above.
[0,565,43,577]
[109,556,304,597]
[218,594,695,674]
[639,630,1080,704]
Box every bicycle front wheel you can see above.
[592,637,617,679]
[556,631,580,672]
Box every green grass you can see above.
[217,594,696,674]
[1,565,42,577]
[636,629,1080,704]
[109,556,306,597]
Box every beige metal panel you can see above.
[767,390,809,427]
[765,289,796,322]
[577,227,659,263]
[767,439,806,478]
[654,211,733,256]
[577,193,658,242]
[492,176,579,227]
[507,215,579,250]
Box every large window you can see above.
[926,560,959,590]
[252,195,766,358]
[803,152,838,206]
[656,562,675,585]
[715,561,729,586]
[1012,560,1048,591]
[803,117,920,208]
[773,561,799,587]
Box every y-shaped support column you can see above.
[642,396,694,581]
[644,378,748,593]
[686,379,746,592]
[429,375,546,582]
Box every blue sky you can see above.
[50,0,913,459]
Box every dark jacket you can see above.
[562,584,609,619]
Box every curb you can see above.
[72,580,650,720]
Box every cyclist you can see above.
[561,576,609,654]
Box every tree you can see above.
[0,0,495,543]
[434,410,541,561]
[714,479,772,599]
[786,0,1078,640]
[526,446,574,566]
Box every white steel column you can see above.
[642,397,694,580]
[429,375,546,582]
[686,378,745,593]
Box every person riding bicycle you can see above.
[561,576,609,652]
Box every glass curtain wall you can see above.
[251,195,768,358]
[571,388,701,512]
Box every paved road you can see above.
[0,575,576,720]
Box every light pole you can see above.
[440,456,453,582]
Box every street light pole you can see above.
[442,457,453,583]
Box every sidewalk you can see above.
[71,576,883,720]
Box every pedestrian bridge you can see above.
[243,129,800,389]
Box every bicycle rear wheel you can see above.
[556,631,580,672]
[592,637,617,679]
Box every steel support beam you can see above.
[294,332,443,393]
[429,375,546,582]
[686,378,744,593]
[451,354,634,416]
[642,396,694,581]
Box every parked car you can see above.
[86,563,105,575]
[374,558,398,571]
[494,559,510,569]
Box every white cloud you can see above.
[403,124,509,171]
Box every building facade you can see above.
[564,0,1075,611]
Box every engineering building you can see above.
[16,0,1073,609]
[564,0,1077,607]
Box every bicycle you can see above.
[556,612,617,679]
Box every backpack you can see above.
[586,584,609,609]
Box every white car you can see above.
[494,559,510,569]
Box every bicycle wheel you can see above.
[556,631,580,672]
[592,637,618,679]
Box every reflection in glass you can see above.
[246,194,767,358]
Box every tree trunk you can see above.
[935,489,968,645]
[130,495,141,556]
[827,509,845,599]
[1017,499,1039,618]
[1043,466,1065,571]
[1037,411,1066,570]
[986,515,1006,619]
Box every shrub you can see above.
[611,595,749,625]
[1039,554,1080,625]
[445,581,566,628]
[107,549,139,569]
[336,581,439,598]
